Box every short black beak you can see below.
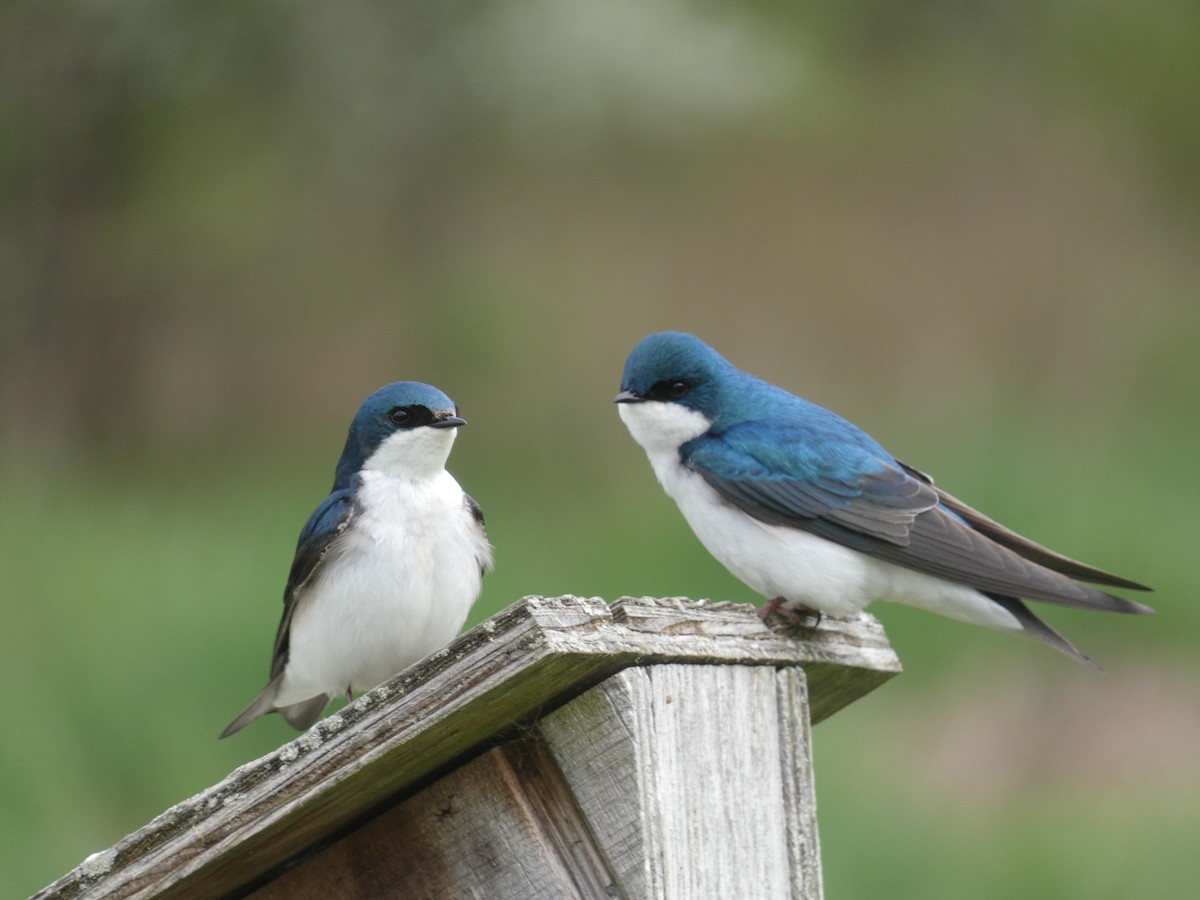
[614,389,642,404]
[431,413,467,429]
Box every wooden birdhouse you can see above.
[36,596,900,899]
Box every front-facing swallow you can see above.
[615,331,1152,666]
[221,381,493,737]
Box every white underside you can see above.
[618,401,1021,632]
[276,465,493,706]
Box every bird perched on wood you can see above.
[615,331,1152,667]
[221,382,493,737]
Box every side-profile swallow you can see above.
[616,331,1152,666]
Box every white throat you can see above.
[363,426,457,480]
[617,400,712,454]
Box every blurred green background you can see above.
[3,1,1198,896]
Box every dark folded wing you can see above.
[859,504,1151,613]
[898,461,1151,591]
[268,485,359,679]
[684,426,939,546]
[686,431,1152,614]
[463,491,493,576]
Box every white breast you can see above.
[278,468,492,704]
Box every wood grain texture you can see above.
[540,665,824,899]
[36,596,899,900]
[777,667,823,899]
[249,742,617,900]
[535,670,649,895]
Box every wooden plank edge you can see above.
[35,595,899,900]
[34,597,610,900]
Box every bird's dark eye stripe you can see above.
[388,405,435,427]
[648,379,691,401]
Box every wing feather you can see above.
[267,485,359,679]
[686,425,938,546]
[685,428,1152,614]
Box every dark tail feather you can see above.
[988,594,1103,671]
[281,694,329,731]
[220,673,285,739]
[221,676,329,738]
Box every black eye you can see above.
[649,379,691,401]
[387,405,435,427]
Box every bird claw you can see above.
[758,597,786,620]
[758,597,823,630]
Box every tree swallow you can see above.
[615,331,1152,667]
[221,382,494,737]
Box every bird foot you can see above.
[758,597,823,630]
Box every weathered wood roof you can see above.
[35,596,900,900]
